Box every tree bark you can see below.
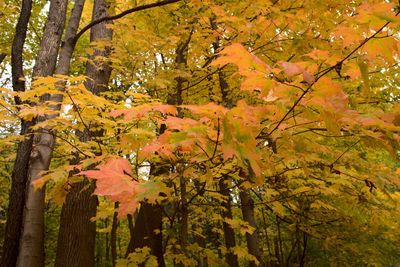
[54,179,98,267]
[125,160,167,266]
[179,172,188,251]
[239,188,264,267]
[1,0,33,265]
[55,0,113,265]
[219,178,240,267]
[105,218,110,265]
[11,1,85,265]
[15,0,69,265]
[0,53,6,64]
[126,202,165,267]
[55,0,86,77]
[111,202,119,267]
[211,17,239,265]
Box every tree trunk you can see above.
[219,178,240,267]
[211,17,239,265]
[239,188,264,267]
[1,0,33,265]
[10,1,85,265]
[125,164,166,266]
[126,202,165,267]
[55,0,86,77]
[111,202,119,267]
[0,53,6,64]
[192,181,208,267]
[179,171,188,251]
[105,218,110,265]
[14,0,68,266]
[125,214,134,258]
[54,179,98,267]
[124,36,190,263]
[55,0,113,265]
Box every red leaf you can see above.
[79,157,140,218]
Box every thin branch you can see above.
[211,117,220,161]
[181,66,225,92]
[53,133,90,158]
[74,0,182,43]
[330,139,360,166]
[264,11,400,138]
[66,91,103,153]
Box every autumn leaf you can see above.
[279,61,314,84]
[79,157,141,218]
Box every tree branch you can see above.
[73,0,182,43]
[264,10,400,138]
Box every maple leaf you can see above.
[151,104,177,115]
[80,157,141,218]
[211,43,273,92]
[279,61,314,84]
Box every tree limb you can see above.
[73,0,182,43]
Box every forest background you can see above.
[1,0,400,266]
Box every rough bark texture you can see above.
[54,178,98,267]
[111,202,119,267]
[55,0,113,265]
[83,0,113,97]
[55,0,86,77]
[124,212,138,258]
[219,179,240,267]
[15,0,69,265]
[126,37,190,265]
[1,0,33,266]
[126,203,165,267]
[239,188,264,267]
[11,0,32,100]
[179,173,188,250]
[14,0,85,264]
[126,163,166,266]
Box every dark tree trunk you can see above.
[179,172,188,251]
[111,202,119,267]
[193,181,208,267]
[54,180,98,267]
[55,0,113,265]
[31,0,68,78]
[1,0,32,265]
[125,214,135,258]
[239,188,264,267]
[125,162,166,266]
[105,218,110,265]
[124,40,191,261]
[211,17,239,265]
[0,53,6,64]
[219,178,240,267]
[12,0,86,264]
[126,203,165,267]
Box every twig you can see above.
[73,0,182,43]
[66,91,103,153]
[330,139,360,166]
[265,11,400,138]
